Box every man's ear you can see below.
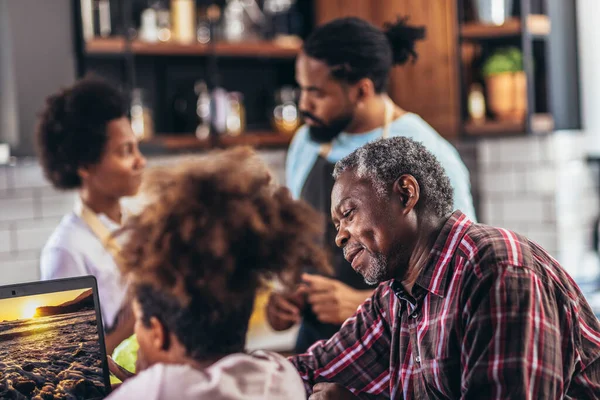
[392,174,420,215]
[355,78,375,102]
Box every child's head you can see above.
[36,76,145,197]
[118,148,328,368]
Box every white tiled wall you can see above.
[0,171,6,193]
[0,229,10,254]
[0,161,76,285]
[0,150,287,286]
[0,194,37,221]
[476,132,599,279]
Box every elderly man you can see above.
[290,137,600,399]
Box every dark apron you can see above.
[295,155,376,353]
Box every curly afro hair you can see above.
[36,76,128,190]
[117,147,330,359]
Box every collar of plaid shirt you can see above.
[291,210,600,400]
[392,210,472,302]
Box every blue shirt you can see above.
[285,113,477,221]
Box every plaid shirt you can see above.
[290,211,600,399]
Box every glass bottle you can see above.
[226,92,245,136]
[468,83,486,124]
[97,0,111,38]
[139,8,159,42]
[130,89,155,141]
[171,0,196,43]
[195,80,211,139]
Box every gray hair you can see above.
[333,136,454,217]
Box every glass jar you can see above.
[272,86,300,135]
[226,92,245,136]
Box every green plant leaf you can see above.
[481,47,524,76]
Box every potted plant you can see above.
[481,47,527,122]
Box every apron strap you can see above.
[319,97,395,158]
[318,142,332,158]
[74,198,134,333]
[381,97,394,139]
[74,199,122,260]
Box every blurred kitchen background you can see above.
[1,0,599,324]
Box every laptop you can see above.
[0,276,111,399]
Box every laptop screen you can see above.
[0,280,110,399]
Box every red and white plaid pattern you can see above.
[290,211,600,399]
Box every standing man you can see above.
[266,16,476,352]
[291,137,600,399]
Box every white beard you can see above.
[362,252,388,285]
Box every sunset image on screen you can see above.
[0,288,107,399]
[0,288,90,322]
[22,301,40,319]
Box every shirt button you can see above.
[412,313,418,319]
[415,356,421,363]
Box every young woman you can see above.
[107,147,328,399]
[36,77,146,353]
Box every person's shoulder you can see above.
[459,223,533,267]
[40,213,109,279]
[389,113,438,137]
[457,223,570,290]
[458,223,594,315]
[290,124,311,144]
[106,364,168,400]
[287,125,313,155]
[390,114,459,149]
[250,349,292,363]
[219,350,301,377]
[250,349,305,374]
[42,213,93,254]
[245,351,306,399]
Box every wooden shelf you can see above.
[464,113,554,136]
[464,120,525,136]
[85,37,302,58]
[141,130,293,153]
[461,15,551,39]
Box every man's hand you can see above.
[265,287,306,331]
[309,383,358,399]
[303,274,374,325]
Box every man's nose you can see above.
[298,91,313,113]
[335,224,349,248]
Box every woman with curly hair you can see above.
[107,147,328,399]
[36,77,146,353]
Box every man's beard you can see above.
[362,252,389,285]
[303,112,354,143]
[361,241,408,285]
